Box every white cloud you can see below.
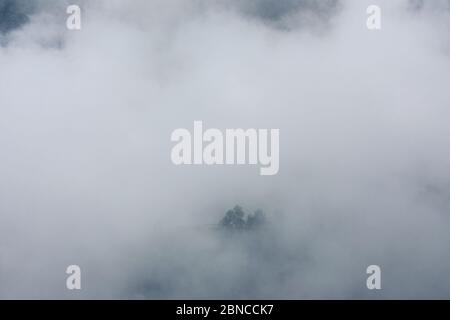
[1,0,450,298]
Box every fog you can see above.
[1,0,450,299]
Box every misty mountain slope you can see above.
[408,0,450,10]
[216,0,341,30]
[0,0,71,47]
[0,0,31,34]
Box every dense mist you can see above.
[1,0,450,299]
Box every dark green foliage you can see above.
[219,206,266,231]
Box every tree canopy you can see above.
[219,206,266,231]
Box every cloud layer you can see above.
[1,0,450,298]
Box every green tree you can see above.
[219,205,246,230]
[219,206,266,231]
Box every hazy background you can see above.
[1,0,450,299]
